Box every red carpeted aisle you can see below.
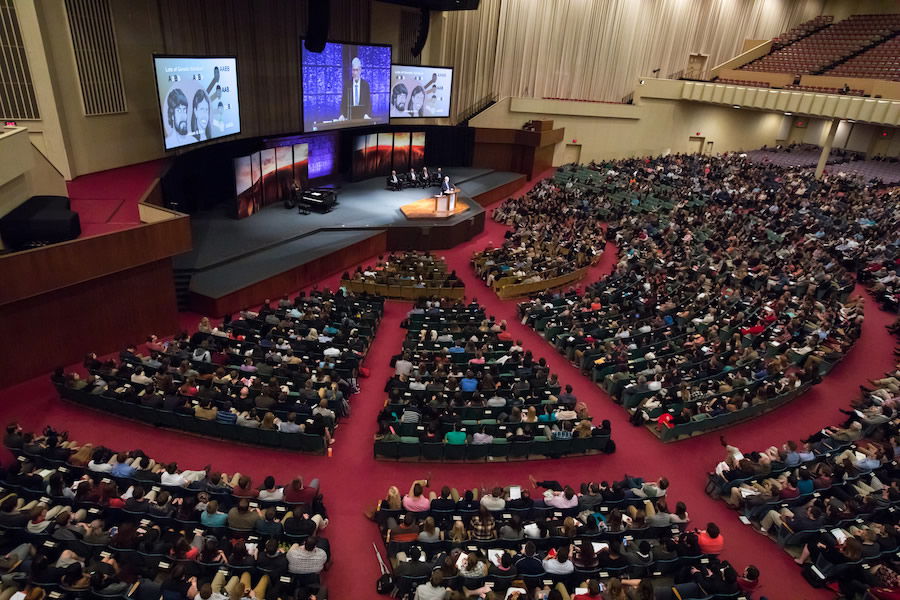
[0,171,895,600]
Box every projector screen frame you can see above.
[299,38,394,133]
[389,63,454,119]
[152,54,242,152]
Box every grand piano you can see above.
[299,188,338,213]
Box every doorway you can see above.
[686,53,709,80]
[562,143,582,165]
[688,136,705,155]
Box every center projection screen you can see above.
[301,41,391,132]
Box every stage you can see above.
[399,195,468,220]
[174,168,526,315]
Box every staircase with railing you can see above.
[456,93,498,125]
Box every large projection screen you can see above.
[389,65,453,118]
[301,41,391,132]
[154,56,241,151]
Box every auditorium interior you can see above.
[3,0,900,599]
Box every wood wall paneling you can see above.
[156,0,371,140]
[0,259,179,388]
[471,175,526,206]
[0,215,192,306]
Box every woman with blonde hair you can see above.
[259,412,279,431]
[68,444,95,467]
[604,577,628,600]
[383,486,402,510]
[574,420,593,438]
[448,520,467,542]
[559,516,578,538]
[418,516,442,542]
[523,406,538,423]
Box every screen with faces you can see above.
[389,65,452,118]
[154,56,241,151]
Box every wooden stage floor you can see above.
[399,197,470,219]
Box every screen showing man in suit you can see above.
[342,57,371,120]
[301,42,390,132]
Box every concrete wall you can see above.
[15,0,74,180]
[36,0,166,179]
[822,0,900,20]
[0,127,68,249]
[470,96,788,165]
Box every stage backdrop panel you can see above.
[235,151,262,218]
[352,135,367,180]
[392,132,410,173]
[275,145,293,204]
[375,132,393,176]
[260,148,277,208]
[411,131,426,169]
[292,143,309,188]
[365,133,378,177]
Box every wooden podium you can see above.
[434,188,459,214]
[400,188,468,220]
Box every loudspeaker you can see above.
[380,0,479,9]
[411,8,430,58]
[0,195,81,250]
[304,0,330,53]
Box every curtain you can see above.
[441,0,825,120]
[441,0,504,119]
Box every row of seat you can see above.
[373,434,610,461]
[342,278,464,300]
[56,385,328,453]
[0,447,331,599]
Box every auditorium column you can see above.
[814,118,840,179]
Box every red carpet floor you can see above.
[66,159,169,238]
[1,171,896,600]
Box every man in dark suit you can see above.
[441,176,452,195]
[388,170,401,191]
[340,57,371,121]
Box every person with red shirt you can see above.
[282,476,319,506]
[573,579,603,599]
[231,476,259,498]
[737,565,759,594]
[697,522,724,554]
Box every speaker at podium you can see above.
[434,188,458,214]
[399,187,467,220]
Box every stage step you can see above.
[172,268,194,313]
